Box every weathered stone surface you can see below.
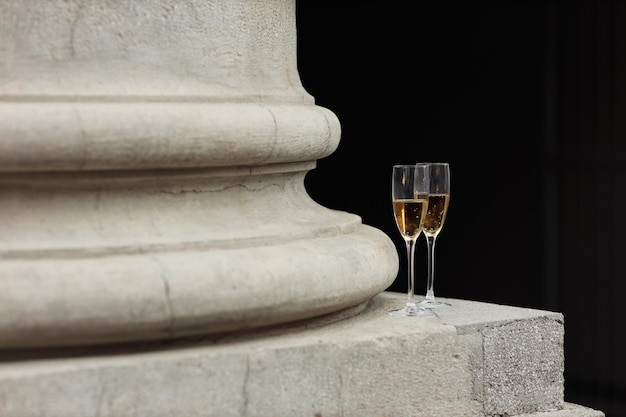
[483,317,564,414]
[0,0,398,347]
[0,292,604,417]
[438,298,566,415]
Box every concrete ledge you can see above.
[0,292,604,417]
[430,296,565,415]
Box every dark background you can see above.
[296,1,626,416]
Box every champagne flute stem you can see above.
[405,238,417,307]
[425,235,436,302]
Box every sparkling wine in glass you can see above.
[418,162,451,309]
[388,164,433,317]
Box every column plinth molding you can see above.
[0,0,398,348]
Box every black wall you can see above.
[296,1,626,416]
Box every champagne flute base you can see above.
[388,304,434,317]
[418,299,451,309]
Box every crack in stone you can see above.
[260,105,279,164]
[242,354,251,417]
[149,255,175,337]
[146,182,281,195]
[72,104,89,170]
[94,368,105,417]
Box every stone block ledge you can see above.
[0,292,604,417]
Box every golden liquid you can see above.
[393,199,428,238]
[423,193,450,237]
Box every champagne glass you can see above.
[388,164,433,317]
[418,162,451,309]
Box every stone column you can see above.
[0,0,398,348]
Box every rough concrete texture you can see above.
[483,317,564,415]
[0,292,604,417]
[433,298,566,415]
